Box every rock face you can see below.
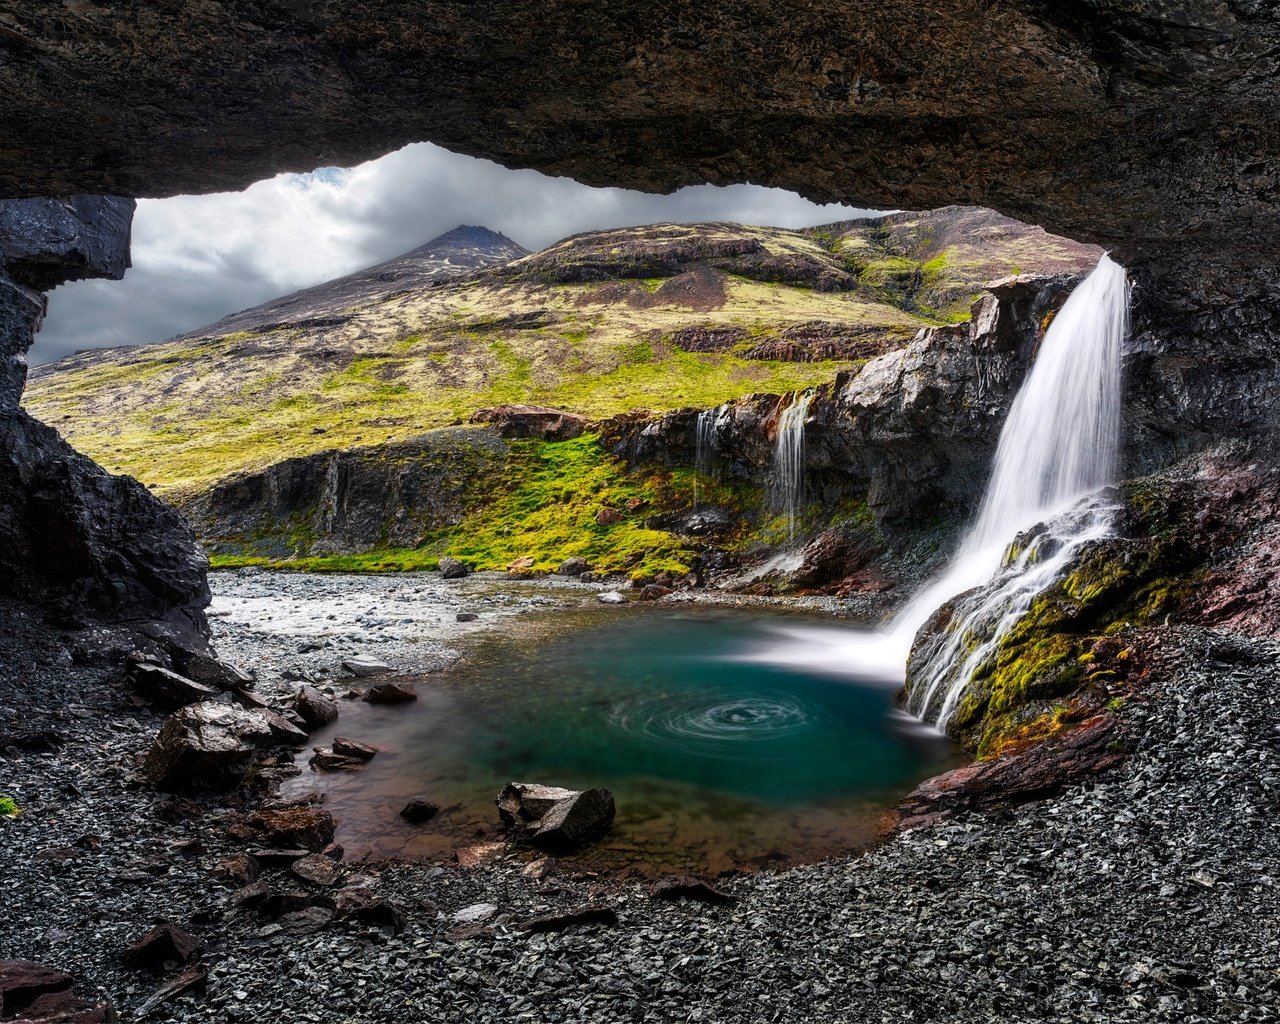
[0,196,210,634]
[0,3,1272,316]
[469,405,588,441]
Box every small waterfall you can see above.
[771,390,815,543]
[738,254,1131,723]
[693,406,723,508]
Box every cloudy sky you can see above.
[34,143,875,364]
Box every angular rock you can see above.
[639,583,672,601]
[341,654,390,677]
[122,922,202,972]
[557,556,590,576]
[277,905,335,935]
[362,682,417,704]
[0,961,73,1015]
[525,788,616,851]
[293,685,338,730]
[519,905,618,933]
[135,965,207,1017]
[257,708,308,745]
[246,807,335,851]
[650,875,736,906]
[351,900,406,935]
[213,854,259,884]
[455,611,478,622]
[451,903,498,925]
[399,796,440,823]
[290,853,342,887]
[309,749,365,772]
[521,856,557,880]
[145,704,273,792]
[469,404,586,441]
[332,736,377,761]
[455,841,506,868]
[496,783,580,829]
[438,556,471,579]
[231,879,271,909]
[175,651,254,690]
[129,664,217,710]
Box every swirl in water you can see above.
[610,692,818,760]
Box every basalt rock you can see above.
[293,685,338,731]
[0,960,114,1023]
[469,404,587,441]
[145,704,274,792]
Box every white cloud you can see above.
[34,143,876,363]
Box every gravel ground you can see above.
[1,572,1277,1023]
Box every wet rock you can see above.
[175,650,254,690]
[399,796,440,823]
[519,905,618,934]
[497,782,615,852]
[455,841,506,868]
[246,807,335,851]
[290,853,341,887]
[650,875,736,906]
[455,611,478,622]
[129,664,217,710]
[362,681,417,704]
[145,704,273,792]
[595,507,624,526]
[122,922,202,972]
[438,556,471,580]
[308,749,365,772]
[341,654,390,677]
[257,708,308,745]
[332,736,377,761]
[557,556,590,576]
[293,685,338,730]
[469,404,587,441]
[638,584,672,601]
[598,591,627,605]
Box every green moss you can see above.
[0,795,19,817]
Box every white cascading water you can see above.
[693,405,724,507]
[771,390,816,542]
[740,254,1131,725]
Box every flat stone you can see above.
[451,903,498,925]
[650,875,736,906]
[362,682,417,704]
[129,664,217,710]
[342,655,391,677]
[135,966,207,1017]
[332,736,377,761]
[247,807,335,851]
[455,841,506,868]
[290,853,341,887]
[519,905,618,934]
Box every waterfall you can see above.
[771,390,815,543]
[738,254,1131,723]
[693,406,722,507]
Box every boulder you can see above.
[246,807,335,851]
[362,682,417,704]
[294,685,338,730]
[438,556,471,579]
[497,782,615,852]
[399,796,440,823]
[145,704,273,792]
[308,749,365,772]
[0,960,114,1023]
[341,654,390,677]
[129,664,217,710]
[638,584,672,601]
[595,507,623,526]
[122,922,202,972]
[598,591,627,605]
[212,854,259,884]
[332,736,377,761]
[557,556,590,576]
[175,651,254,690]
[469,404,587,441]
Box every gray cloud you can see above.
[34,143,876,364]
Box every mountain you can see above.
[26,208,1098,497]
[174,224,529,338]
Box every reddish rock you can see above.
[638,584,672,601]
[290,853,342,887]
[122,922,202,972]
[362,682,417,704]
[247,807,335,851]
[332,736,377,761]
[595,507,624,526]
[135,966,207,1017]
[308,749,365,771]
[145,703,273,792]
[213,853,259,884]
[455,841,506,868]
[293,685,338,730]
[0,960,114,1022]
[519,905,618,933]
[650,875,736,906]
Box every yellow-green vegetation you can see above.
[0,795,19,817]
[26,215,1097,500]
[209,434,747,582]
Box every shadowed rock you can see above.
[145,704,273,792]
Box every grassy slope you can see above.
[26,212,1098,500]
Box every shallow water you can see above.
[286,605,960,875]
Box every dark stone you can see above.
[246,807,335,851]
[144,704,272,792]
[556,556,590,576]
[519,905,619,934]
[638,584,672,601]
[438,556,471,579]
[129,664,215,710]
[650,876,736,906]
[0,959,114,1023]
[497,783,615,852]
[455,611,478,622]
[331,736,377,761]
[309,749,365,772]
[212,854,259,884]
[121,922,202,972]
[256,708,308,745]
[496,783,579,829]
[277,905,335,935]
[174,650,253,690]
[293,685,338,730]
[230,880,271,909]
[399,796,440,823]
[362,682,417,704]
[246,848,314,868]
[352,901,406,935]
[595,507,624,526]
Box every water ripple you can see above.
[609,692,819,758]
